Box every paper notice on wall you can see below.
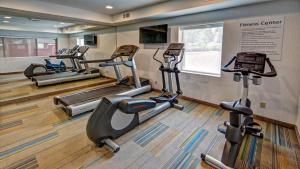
[239,16,284,60]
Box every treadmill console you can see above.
[114,45,139,58]
[164,43,184,57]
[234,52,266,73]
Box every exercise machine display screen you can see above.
[234,52,266,73]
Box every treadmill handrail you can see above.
[80,58,113,64]
[50,54,75,59]
[99,61,129,67]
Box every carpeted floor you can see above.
[0,78,299,169]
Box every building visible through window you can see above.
[180,23,224,77]
[3,38,36,57]
[37,38,56,56]
[0,37,57,57]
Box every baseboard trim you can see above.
[0,71,23,75]
[253,114,295,129]
[152,88,295,129]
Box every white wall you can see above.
[0,30,69,73]
[114,0,300,124]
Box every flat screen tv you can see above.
[84,34,97,46]
[139,24,168,43]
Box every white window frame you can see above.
[179,23,224,77]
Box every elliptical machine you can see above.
[201,52,277,169]
[86,43,185,152]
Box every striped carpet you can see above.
[1,91,300,169]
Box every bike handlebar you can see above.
[222,56,277,77]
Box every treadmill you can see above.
[32,46,100,86]
[54,45,151,116]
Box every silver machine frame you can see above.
[201,52,277,169]
[54,45,149,116]
[86,43,185,153]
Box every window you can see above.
[180,23,224,77]
[0,37,57,57]
[4,38,36,57]
[77,38,84,46]
[37,38,56,56]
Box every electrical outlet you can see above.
[260,102,267,109]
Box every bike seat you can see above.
[220,101,253,116]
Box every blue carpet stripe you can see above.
[134,122,169,147]
[188,157,201,169]
[134,122,162,141]
[163,128,208,169]
[0,132,58,158]
[203,134,220,155]
[178,154,194,169]
[248,137,257,167]
[139,125,168,147]
[183,129,207,153]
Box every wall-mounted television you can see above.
[84,34,97,46]
[139,24,168,44]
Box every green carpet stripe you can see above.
[0,132,58,158]
[0,120,23,130]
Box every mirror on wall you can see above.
[0,13,117,103]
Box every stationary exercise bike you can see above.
[86,43,185,152]
[201,52,277,169]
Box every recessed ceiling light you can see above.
[4,16,12,19]
[3,20,10,23]
[105,5,113,9]
[60,22,65,24]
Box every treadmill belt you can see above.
[32,72,78,81]
[59,85,130,106]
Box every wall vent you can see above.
[122,12,130,19]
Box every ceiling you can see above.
[0,15,74,28]
[36,0,169,15]
[0,14,76,33]
[0,0,273,33]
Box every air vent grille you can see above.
[122,12,130,19]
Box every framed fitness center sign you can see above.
[238,16,285,60]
